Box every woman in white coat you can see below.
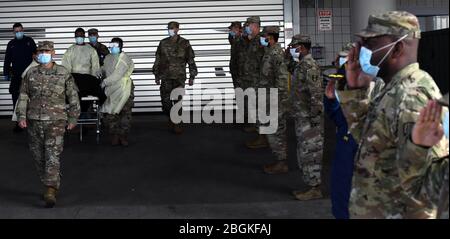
[101,38,134,146]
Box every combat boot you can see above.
[111,134,120,146]
[120,135,129,147]
[293,187,323,201]
[43,187,58,208]
[263,161,289,174]
[245,135,269,149]
[173,124,184,135]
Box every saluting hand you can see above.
[346,43,371,89]
[412,100,444,147]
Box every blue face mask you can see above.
[359,34,408,77]
[75,37,85,45]
[245,26,252,35]
[229,31,236,38]
[443,111,449,139]
[15,32,24,40]
[260,37,269,47]
[89,36,97,44]
[37,53,52,64]
[339,57,347,68]
[110,46,121,55]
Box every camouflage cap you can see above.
[261,26,280,35]
[339,42,354,57]
[356,11,421,39]
[438,93,449,107]
[37,41,54,51]
[289,34,311,46]
[87,28,98,34]
[168,21,180,29]
[247,16,261,24]
[228,21,242,29]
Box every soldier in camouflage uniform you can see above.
[228,21,243,89]
[16,41,80,208]
[242,16,269,148]
[335,11,449,218]
[153,21,198,134]
[255,26,290,174]
[286,34,324,201]
[88,28,110,66]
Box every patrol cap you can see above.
[37,41,54,51]
[339,42,354,57]
[438,93,449,107]
[246,16,261,24]
[228,21,242,29]
[289,34,311,46]
[356,11,421,39]
[168,21,180,29]
[261,26,280,35]
[88,28,99,34]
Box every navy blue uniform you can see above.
[324,96,357,219]
[3,35,36,108]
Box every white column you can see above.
[350,0,396,40]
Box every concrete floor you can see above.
[0,113,336,219]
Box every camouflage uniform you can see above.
[104,90,134,137]
[336,11,449,219]
[16,41,80,190]
[259,26,289,161]
[228,21,242,88]
[290,35,324,187]
[239,17,265,125]
[153,22,198,116]
[240,16,265,90]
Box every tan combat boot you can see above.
[111,134,120,146]
[43,187,58,208]
[245,135,269,149]
[293,187,323,201]
[263,161,289,174]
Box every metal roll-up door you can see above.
[0,0,285,116]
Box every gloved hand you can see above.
[3,75,10,81]
[96,70,104,79]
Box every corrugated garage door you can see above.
[0,0,285,116]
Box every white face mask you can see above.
[290,48,300,61]
[168,29,176,37]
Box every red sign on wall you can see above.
[318,10,333,31]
